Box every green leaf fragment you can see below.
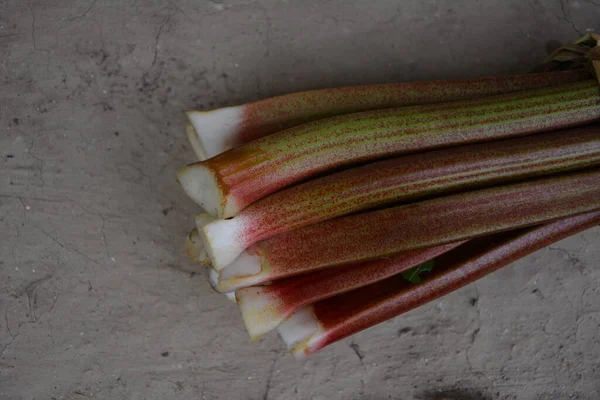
[402,260,435,284]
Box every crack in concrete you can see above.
[168,0,193,22]
[36,226,100,266]
[466,284,481,372]
[97,362,127,399]
[91,19,106,52]
[24,275,52,323]
[548,246,589,275]
[12,223,21,262]
[73,202,112,261]
[100,216,110,259]
[27,0,38,50]
[559,0,583,36]
[68,0,99,20]
[28,150,46,188]
[18,196,27,221]
[4,309,14,339]
[349,342,365,362]
[17,128,46,188]
[1,310,20,358]
[152,14,173,67]
[573,312,599,339]
[261,357,277,400]
[47,293,61,316]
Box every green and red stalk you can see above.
[203,127,600,270]
[178,80,600,218]
[278,211,600,358]
[185,70,589,160]
[215,169,600,292]
[236,241,466,340]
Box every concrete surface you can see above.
[1,0,600,399]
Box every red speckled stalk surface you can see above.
[247,169,600,282]
[303,211,600,355]
[234,126,600,247]
[235,70,590,145]
[237,242,465,325]
[199,80,600,216]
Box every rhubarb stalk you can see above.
[278,211,600,358]
[202,127,600,269]
[185,229,210,265]
[184,213,217,266]
[236,241,466,340]
[186,70,589,160]
[215,169,600,292]
[178,80,600,218]
[186,123,207,161]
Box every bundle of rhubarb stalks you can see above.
[178,34,600,359]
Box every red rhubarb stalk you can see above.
[278,211,600,358]
[215,169,600,292]
[178,80,600,218]
[236,241,466,340]
[202,127,600,269]
[185,70,590,160]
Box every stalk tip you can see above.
[202,218,247,270]
[208,268,220,289]
[185,123,208,161]
[185,228,211,265]
[177,163,225,218]
[215,250,263,292]
[277,306,320,358]
[186,107,244,160]
[237,286,285,341]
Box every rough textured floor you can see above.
[1,1,600,399]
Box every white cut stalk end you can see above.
[224,291,237,302]
[277,306,321,360]
[177,163,226,218]
[208,268,220,288]
[215,250,263,292]
[185,228,211,265]
[195,212,217,231]
[186,107,244,160]
[219,251,262,279]
[208,268,237,302]
[202,217,247,270]
[185,123,208,161]
[237,286,285,341]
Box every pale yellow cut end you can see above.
[185,228,211,266]
[185,123,208,161]
[177,163,225,218]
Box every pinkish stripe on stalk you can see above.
[215,169,600,292]
[178,80,600,218]
[278,211,600,359]
[202,127,600,269]
[236,241,465,341]
[185,70,590,160]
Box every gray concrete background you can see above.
[1,1,599,399]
